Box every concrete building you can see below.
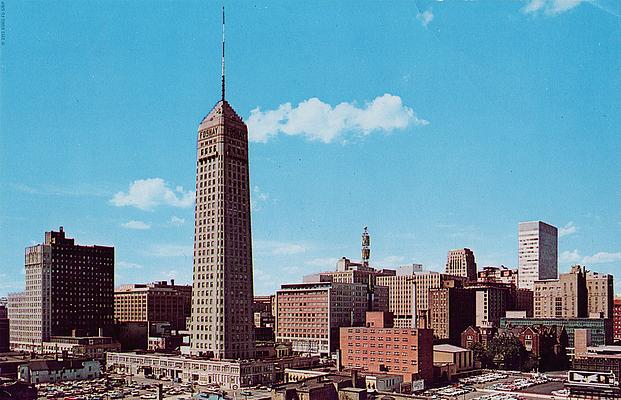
[376,269,464,328]
[445,248,477,282]
[275,282,368,355]
[339,312,434,384]
[18,359,100,384]
[533,265,587,319]
[114,280,192,331]
[518,221,558,290]
[433,344,473,373]
[614,298,621,341]
[189,46,255,359]
[586,271,614,319]
[429,280,475,345]
[106,352,274,390]
[8,227,114,352]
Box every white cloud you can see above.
[558,221,577,237]
[560,249,581,263]
[148,244,193,258]
[251,186,270,211]
[247,94,428,143]
[117,261,144,269]
[376,255,406,267]
[169,216,185,226]
[522,0,586,15]
[416,8,434,27]
[559,249,621,265]
[111,178,195,211]
[305,257,339,268]
[121,220,151,230]
[582,252,621,264]
[254,240,306,256]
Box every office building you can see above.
[518,221,558,290]
[376,269,465,328]
[533,265,587,319]
[429,280,475,345]
[189,32,255,359]
[8,227,114,352]
[339,311,434,384]
[114,280,192,331]
[586,271,614,319]
[275,282,368,355]
[445,248,477,281]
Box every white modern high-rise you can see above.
[518,221,558,290]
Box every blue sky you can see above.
[1,0,620,297]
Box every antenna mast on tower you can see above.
[361,227,370,267]
[221,6,225,101]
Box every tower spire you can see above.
[221,5,225,101]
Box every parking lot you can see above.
[424,371,568,400]
[34,374,274,400]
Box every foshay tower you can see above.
[190,8,255,359]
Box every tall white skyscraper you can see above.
[518,221,558,290]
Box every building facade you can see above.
[189,80,255,358]
[376,270,464,328]
[275,282,368,355]
[429,280,475,345]
[339,313,434,384]
[18,359,101,384]
[518,221,558,290]
[114,280,192,331]
[533,265,587,319]
[586,271,614,319]
[106,352,274,390]
[445,248,477,282]
[8,228,114,352]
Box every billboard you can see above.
[567,370,617,387]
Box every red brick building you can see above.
[339,312,433,384]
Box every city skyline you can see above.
[1,1,620,298]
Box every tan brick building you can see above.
[429,280,475,344]
[376,269,465,328]
[533,265,587,319]
[586,271,614,319]
[445,248,477,282]
[189,82,255,358]
[275,282,368,355]
[114,280,192,331]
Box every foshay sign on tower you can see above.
[190,8,255,359]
